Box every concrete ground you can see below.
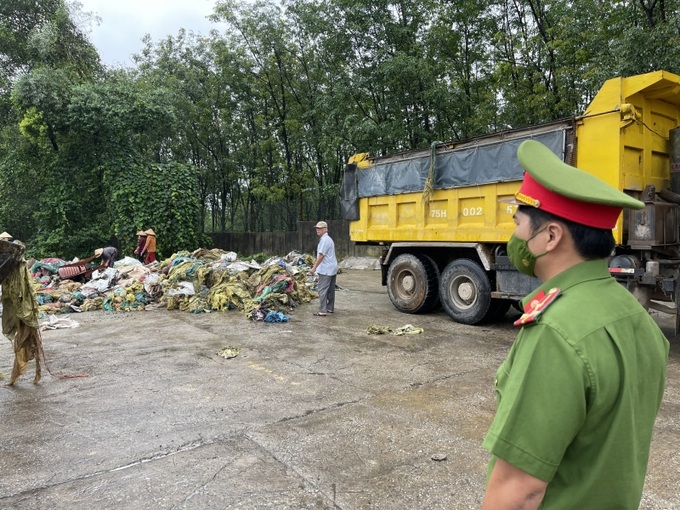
[0,269,678,509]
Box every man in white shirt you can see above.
[309,221,338,316]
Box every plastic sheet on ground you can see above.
[40,315,80,331]
[264,310,289,323]
[394,324,424,335]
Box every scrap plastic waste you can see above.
[28,249,317,322]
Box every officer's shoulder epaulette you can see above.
[513,287,562,327]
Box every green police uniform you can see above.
[485,140,670,508]
[483,259,669,509]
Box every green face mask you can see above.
[507,226,548,277]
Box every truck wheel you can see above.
[418,254,441,312]
[387,254,439,314]
[439,259,492,324]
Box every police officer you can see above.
[482,140,670,509]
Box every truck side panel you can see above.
[350,182,519,243]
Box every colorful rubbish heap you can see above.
[27,249,317,321]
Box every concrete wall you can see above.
[209,220,381,260]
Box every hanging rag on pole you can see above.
[1,239,42,385]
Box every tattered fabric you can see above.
[2,261,42,385]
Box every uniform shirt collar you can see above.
[521,259,610,308]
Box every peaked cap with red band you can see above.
[508,140,644,229]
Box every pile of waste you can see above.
[27,249,318,321]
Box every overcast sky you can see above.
[74,0,225,67]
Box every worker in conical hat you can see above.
[140,228,157,264]
[0,231,13,241]
[133,230,147,262]
[483,140,669,508]
[94,246,118,268]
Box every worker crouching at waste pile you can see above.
[94,246,118,268]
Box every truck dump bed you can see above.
[345,121,574,244]
[343,71,680,246]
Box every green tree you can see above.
[134,28,256,233]
[0,0,102,257]
[604,0,680,77]
[426,0,498,138]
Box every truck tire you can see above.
[418,254,441,312]
[387,254,439,314]
[439,259,493,324]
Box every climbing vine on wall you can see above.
[104,161,202,258]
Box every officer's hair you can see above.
[518,206,615,259]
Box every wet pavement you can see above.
[1,269,678,509]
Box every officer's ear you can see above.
[544,222,566,252]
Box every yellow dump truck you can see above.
[340,70,680,327]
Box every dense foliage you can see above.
[1,0,680,258]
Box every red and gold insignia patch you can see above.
[513,287,562,327]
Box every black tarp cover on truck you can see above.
[346,124,571,206]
